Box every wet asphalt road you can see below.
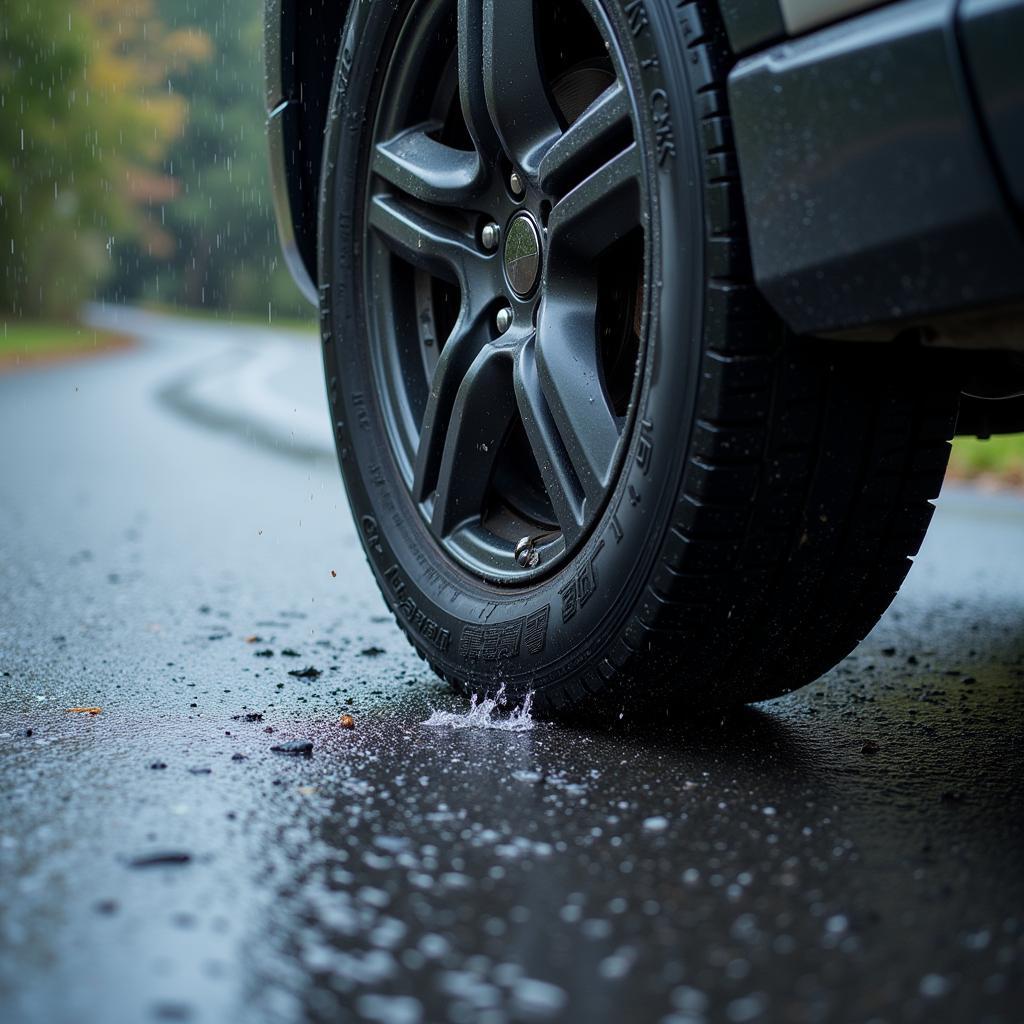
[1,312,1022,1024]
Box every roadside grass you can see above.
[0,321,131,365]
[949,433,1024,487]
[140,302,317,334]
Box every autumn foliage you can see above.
[0,0,208,317]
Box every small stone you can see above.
[231,753,247,761]
[152,1001,193,1021]
[340,714,355,730]
[288,666,321,679]
[271,739,313,756]
[150,762,168,770]
[128,851,192,868]
[920,974,952,998]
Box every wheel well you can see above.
[276,0,352,288]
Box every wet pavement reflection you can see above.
[1,323,1021,1023]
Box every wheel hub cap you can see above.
[504,213,542,298]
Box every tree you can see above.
[0,0,199,318]
[109,0,309,319]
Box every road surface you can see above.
[1,309,1021,1024]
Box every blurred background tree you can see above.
[107,0,310,320]
[0,0,193,318]
[1,0,310,323]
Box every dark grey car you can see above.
[266,0,1024,716]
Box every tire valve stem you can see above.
[515,536,541,569]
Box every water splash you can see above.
[422,686,534,732]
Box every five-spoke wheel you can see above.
[364,0,649,581]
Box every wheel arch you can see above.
[266,0,352,303]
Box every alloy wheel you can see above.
[363,0,650,582]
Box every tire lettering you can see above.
[383,565,451,653]
[351,391,370,431]
[650,90,676,166]
[559,541,605,623]
[610,512,624,544]
[459,606,549,661]
[361,515,383,555]
[636,417,654,475]
[623,0,648,37]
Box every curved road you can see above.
[0,309,1021,1024]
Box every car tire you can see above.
[318,0,960,716]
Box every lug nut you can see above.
[515,536,540,569]
[510,171,525,197]
[496,307,513,334]
[481,222,500,251]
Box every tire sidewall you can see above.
[318,0,704,704]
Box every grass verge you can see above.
[139,302,317,334]
[0,321,133,369]
[949,434,1024,488]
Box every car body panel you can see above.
[959,0,1024,212]
[728,0,1024,341]
[781,0,887,33]
[264,0,350,299]
[267,0,1024,366]
[719,0,888,51]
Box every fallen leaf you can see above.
[340,714,355,730]
[67,707,102,715]
[244,635,262,644]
